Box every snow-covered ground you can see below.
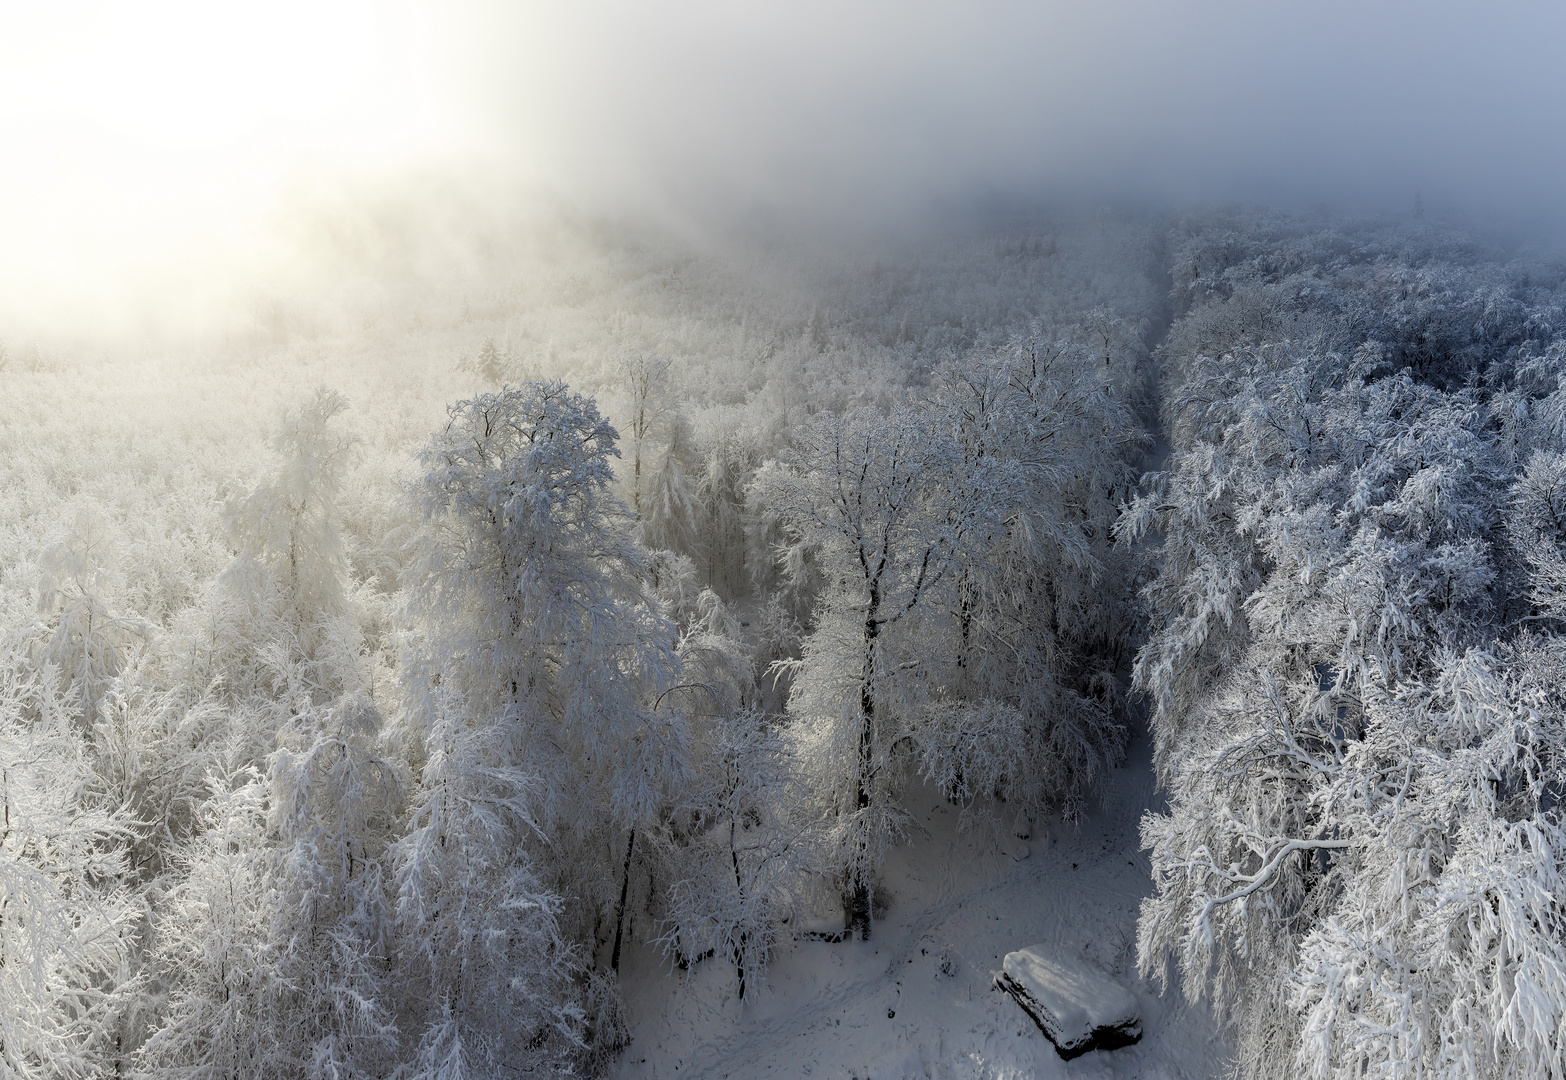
[613,728,1228,1080]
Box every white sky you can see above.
[2,0,1563,338]
[0,0,466,335]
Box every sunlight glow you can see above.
[0,0,471,337]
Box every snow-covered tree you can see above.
[1289,642,1566,1079]
[618,353,671,524]
[755,404,980,937]
[1122,348,1504,775]
[636,416,703,561]
[264,697,402,1080]
[694,421,763,599]
[1140,645,1566,1080]
[409,381,686,836]
[37,508,149,727]
[656,707,815,1001]
[1132,213,1566,1080]
[137,387,388,1080]
[402,381,690,1062]
[392,687,581,1076]
[224,387,356,623]
[138,770,280,1080]
[923,339,1141,819]
[0,639,137,1080]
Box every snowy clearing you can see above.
[614,728,1227,1080]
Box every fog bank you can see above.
[3,1,1563,341]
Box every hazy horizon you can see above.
[4,0,1563,341]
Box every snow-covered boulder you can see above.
[994,946,1141,1059]
[791,914,850,943]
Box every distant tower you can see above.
[1413,192,1424,220]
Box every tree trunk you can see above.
[949,575,976,804]
[845,615,879,940]
[632,399,647,521]
[729,814,747,999]
[611,827,636,972]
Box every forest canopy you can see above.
[4,205,1566,1079]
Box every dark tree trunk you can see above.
[611,827,636,972]
[845,615,879,941]
[730,815,747,999]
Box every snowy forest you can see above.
[4,201,1566,1080]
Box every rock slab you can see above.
[994,946,1141,1059]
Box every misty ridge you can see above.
[8,4,1566,1079]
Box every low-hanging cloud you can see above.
[3,0,1563,342]
[461,0,1566,236]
